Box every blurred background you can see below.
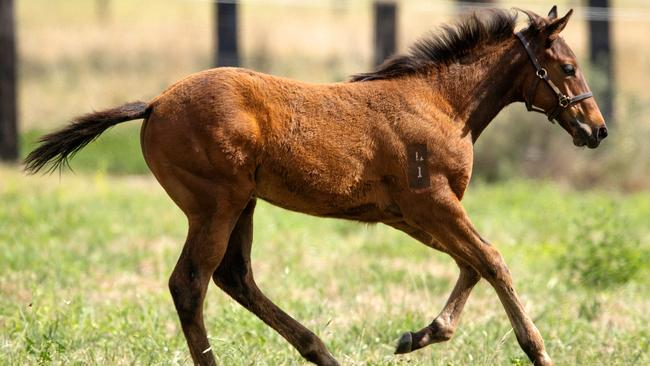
[1,1,649,365]
[0,0,648,189]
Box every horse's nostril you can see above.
[597,126,608,141]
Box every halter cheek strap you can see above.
[515,32,593,123]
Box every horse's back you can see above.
[142,68,396,216]
[142,67,469,219]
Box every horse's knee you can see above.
[483,262,508,282]
[476,250,511,284]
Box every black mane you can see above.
[351,9,520,82]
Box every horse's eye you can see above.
[562,64,576,76]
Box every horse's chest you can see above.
[408,135,473,199]
[434,147,473,199]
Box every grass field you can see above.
[1,165,648,365]
[4,1,650,365]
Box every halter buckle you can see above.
[536,68,547,79]
[558,94,570,108]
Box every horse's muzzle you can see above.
[572,120,607,149]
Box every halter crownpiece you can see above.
[515,31,593,123]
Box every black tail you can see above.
[24,101,151,174]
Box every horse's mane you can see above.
[351,9,521,82]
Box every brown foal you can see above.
[25,7,607,366]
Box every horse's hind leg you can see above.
[213,199,339,366]
[169,199,251,366]
[158,169,254,366]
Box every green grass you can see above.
[7,1,650,364]
[1,166,648,365]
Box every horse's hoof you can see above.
[394,332,413,354]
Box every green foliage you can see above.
[1,168,649,365]
[559,206,646,290]
[509,356,527,366]
[24,320,67,366]
[577,297,602,322]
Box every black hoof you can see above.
[394,332,413,354]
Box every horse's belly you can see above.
[254,163,397,221]
[254,165,364,214]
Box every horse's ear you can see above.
[546,9,573,42]
[516,8,545,31]
[548,5,558,20]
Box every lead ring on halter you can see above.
[516,31,593,123]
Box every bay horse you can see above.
[25,7,607,366]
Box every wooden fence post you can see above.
[588,0,614,122]
[96,0,111,24]
[214,1,239,67]
[0,0,18,162]
[373,1,397,67]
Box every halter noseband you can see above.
[515,31,593,123]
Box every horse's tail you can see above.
[24,101,151,174]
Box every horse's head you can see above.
[517,6,607,148]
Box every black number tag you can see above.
[407,144,430,189]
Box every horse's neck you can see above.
[433,39,525,142]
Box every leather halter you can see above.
[515,31,593,123]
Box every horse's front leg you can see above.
[387,222,480,353]
[395,259,480,354]
[400,191,553,366]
